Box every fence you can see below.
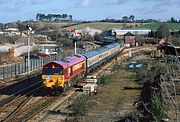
[0,52,72,80]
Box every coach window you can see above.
[82,63,85,69]
[70,67,73,76]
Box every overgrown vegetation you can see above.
[0,34,19,44]
[112,62,122,72]
[172,38,180,46]
[137,62,166,121]
[136,63,166,83]
[68,95,88,116]
[99,74,112,85]
[151,92,165,122]
[156,23,170,39]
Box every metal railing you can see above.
[0,52,72,80]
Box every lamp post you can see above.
[27,25,34,75]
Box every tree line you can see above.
[36,13,73,22]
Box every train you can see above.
[41,42,124,91]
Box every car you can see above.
[37,49,50,57]
[25,54,41,59]
[37,53,50,57]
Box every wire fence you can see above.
[0,52,72,80]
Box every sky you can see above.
[0,0,180,23]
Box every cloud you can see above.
[0,0,5,3]
[111,0,127,4]
[14,0,26,7]
[104,0,127,5]
[30,0,49,5]
[81,0,91,7]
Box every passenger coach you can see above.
[82,42,121,72]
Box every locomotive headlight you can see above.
[46,75,51,80]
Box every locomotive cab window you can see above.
[43,68,52,75]
[54,68,63,75]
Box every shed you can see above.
[123,32,135,47]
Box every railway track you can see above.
[2,88,75,122]
[31,46,156,121]
[0,80,44,121]
[0,46,156,122]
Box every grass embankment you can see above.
[78,63,142,122]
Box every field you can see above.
[139,22,180,30]
[30,21,76,28]
[29,21,180,31]
[64,22,144,30]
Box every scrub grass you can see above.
[78,64,142,122]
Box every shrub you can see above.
[99,74,111,85]
[112,62,122,72]
[69,95,88,116]
[151,92,165,122]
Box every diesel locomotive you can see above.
[42,42,124,91]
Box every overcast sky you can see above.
[0,0,180,23]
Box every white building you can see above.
[74,27,102,37]
[5,27,19,32]
[107,28,151,37]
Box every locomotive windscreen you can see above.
[43,68,52,75]
[43,68,63,75]
[54,68,63,75]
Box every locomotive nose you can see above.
[43,79,56,88]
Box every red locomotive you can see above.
[42,42,124,92]
[42,54,86,91]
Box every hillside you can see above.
[64,22,144,30]
[139,22,180,30]
[28,22,145,31]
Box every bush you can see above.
[99,74,111,85]
[69,95,88,116]
[112,62,122,72]
[151,92,165,122]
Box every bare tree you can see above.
[156,23,170,39]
